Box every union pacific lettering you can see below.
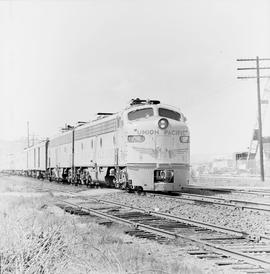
[135,129,186,135]
[136,129,160,135]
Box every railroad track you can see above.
[39,183,270,214]
[6,175,270,271]
[236,189,270,197]
[148,191,270,213]
[41,181,270,213]
[52,191,270,273]
[184,186,270,197]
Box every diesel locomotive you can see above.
[3,99,190,191]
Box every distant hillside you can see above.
[0,139,28,157]
[191,153,233,164]
[191,154,213,164]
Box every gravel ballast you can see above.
[102,192,270,236]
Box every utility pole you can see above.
[237,57,270,182]
[32,134,35,146]
[72,128,75,182]
[27,121,30,148]
[26,121,29,171]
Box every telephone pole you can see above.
[27,121,30,148]
[237,57,270,181]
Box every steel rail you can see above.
[183,186,270,197]
[60,200,177,239]
[92,197,248,237]
[34,182,270,268]
[182,192,270,209]
[237,189,270,195]
[58,198,270,270]
[93,196,270,241]
[150,192,270,213]
[41,187,245,237]
[42,186,270,240]
[234,190,270,197]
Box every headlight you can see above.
[160,170,166,179]
[158,118,169,129]
[180,136,190,143]
[128,135,145,143]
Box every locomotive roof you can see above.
[50,100,184,140]
[124,102,182,113]
[50,113,118,140]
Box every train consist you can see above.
[2,99,190,191]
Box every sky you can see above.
[0,0,270,157]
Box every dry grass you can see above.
[0,179,205,274]
[0,197,70,273]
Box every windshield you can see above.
[128,108,154,121]
[158,108,181,121]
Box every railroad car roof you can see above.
[24,140,48,151]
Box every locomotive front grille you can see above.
[154,169,174,183]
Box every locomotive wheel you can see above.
[105,176,115,188]
[124,187,132,193]
[134,186,143,195]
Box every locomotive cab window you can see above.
[158,108,181,121]
[128,108,154,121]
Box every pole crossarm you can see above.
[237,76,270,79]
[238,67,270,70]
[237,58,270,61]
